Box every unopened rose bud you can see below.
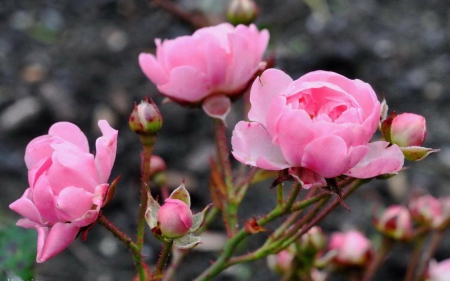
[267,249,294,274]
[425,259,450,281]
[299,226,326,253]
[226,0,259,25]
[157,198,193,238]
[374,205,413,241]
[391,113,426,147]
[129,99,163,136]
[409,195,442,228]
[328,230,373,267]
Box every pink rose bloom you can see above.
[9,120,118,263]
[232,69,404,186]
[139,23,269,105]
[426,259,450,281]
[328,230,372,266]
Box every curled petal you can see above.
[138,53,169,85]
[35,223,79,263]
[9,188,44,225]
[231,121,290,170]
[24,136,54,169]
[95,120,118,184]
[345,141,404,178]
[202,95,231,124]
[48,122,89,152]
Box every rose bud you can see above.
[390,113,426,147]
[299,226,326,253]
[267,249,294,274]
[129,99,163,136]
[328,230,373,267]
[157,198,193,238]
[374,205,413,241]
[227,0,259,26]
[409,195,442,228]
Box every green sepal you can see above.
[145,191,160,229]
[169,182,191,207]
[380,112,397,143]
[401,146,440,161]
[190,203,213,233]
[173,234,201,249]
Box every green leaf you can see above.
[169,183,191,207]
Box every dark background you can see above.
[1,0,450,280]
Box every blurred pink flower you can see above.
[375,205,413,240]
[426,259,450,281]
[409,195,442,228]
[231,69,404,186]
[157,198,193,238]
[9,120,118,263]
[328,230,372,266]
[139,23,269,105]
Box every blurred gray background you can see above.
[1,0,450,280]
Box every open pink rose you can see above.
[139,23,269,112]
[9,120,118,263]
[232,69,404,186]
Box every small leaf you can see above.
[173,234,201,249]
[145,191,160,229]
[169,182,191,207]
[190,204,213,233]
[244,217,267,234]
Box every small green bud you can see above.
[226,0,259,26]
[129,99,163,135]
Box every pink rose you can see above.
[328,230,372,266]
[9,120,118,263]
[232,69,404,185]
[139,23,269,105]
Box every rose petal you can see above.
[345,141,404,178]
[48,122,90,152]
[139,53,169,85]
[231,121,290,170]
[35,223,79,263]
[95,120,118,184]
[24,135,54,169]
[9,188,44,225]
[55,186,94,222]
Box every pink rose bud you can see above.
[409,195,442,228]
[232,69,404,186]
[227,0,259,25]
[157,198,193,238]
[391,113,427,147]
[149,155,167,176]
[9,120,118,263]
[374,205,413,241]
[299,226,326,253]
[425,259,450,281]
[129,99,163,136]
[139,23,269,105]
[267,249,294,274]
[328,230,373,267]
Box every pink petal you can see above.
[95,120,118,183]
[48,122,89,152]
[16,218,40,228]
[28,157,52,189]
[47,149,99,195]
[248,69,293,126]
[231,121,290,170]
[33,174,59,223]
[35,223,79,263]
[203,41,228,89]
[202,95,231,124]
[24,135,54,169]
[158,66,211,103]
[55,186,94,222]
[138,53,169,85]
[302,136,369,178]
[345,141,404,178]
[9,188,44,225]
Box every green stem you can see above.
[414,229,445,281]
[98,215,148,280]
[362,236,395,281]
[154,240,174,280]
[404,234,426,281]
